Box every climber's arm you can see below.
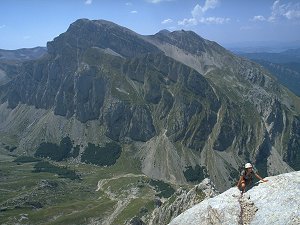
[255,173,268,182]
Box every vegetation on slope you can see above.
[183,165,208,183]
[0,145,182,225]
[81,142,121,166]
[34,137,79,161]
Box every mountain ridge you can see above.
[0,46,47,63]
[0,19,299,193]
[238,49,300,96]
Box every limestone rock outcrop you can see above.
[169,171,300,225]
[148,178,219,225]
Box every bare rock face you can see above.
[169,171,300,225]
[148,178,219,225]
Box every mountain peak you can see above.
[69,18,128,32]
[47,18,161,57]
[154,28,204,40]
[169,171,300,225]
[151,29,208,55]
[156,29,171,35]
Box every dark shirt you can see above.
[241,170,256,181]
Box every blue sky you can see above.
[0,0,300,50]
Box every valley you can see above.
[0,146,190,225]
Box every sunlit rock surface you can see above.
[169,171,300,225]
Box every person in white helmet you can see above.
[236,163,268,194]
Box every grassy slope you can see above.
[0,145,171,225]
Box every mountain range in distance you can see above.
[0,47,47,63]
[224,40,300,54]
[236,48,300,96]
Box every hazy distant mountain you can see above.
[0,47,47,63]
[239,49,300,96]
[0,47,47,85]
[239,48,300,64]
[224,40,300,53]
[0,19,299,192]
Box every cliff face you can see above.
[0,19,299,191]
[169,171,300,225]
[148,178,219,225]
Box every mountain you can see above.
[225,40,300,54]
[0,19,300,192]
[239,48,300,64]
[169,171,300,225]
[0,47,47,87]
[250,60,300,96]
[239,48,300,96]
[0,47,47,63]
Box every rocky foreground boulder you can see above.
[169,171,300,225]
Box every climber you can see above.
[237,163,268,194]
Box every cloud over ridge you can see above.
[178,0,229,26]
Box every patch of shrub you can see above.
[25,201,43,209]
[81,142,121,166]
[139,207,148,214]
[14,156,41,163]
[33,161,80,180]
[4,145,17,152]
[130,216,145,225]
[183,165,208,183]
[149,179,175,198]
[70,145,80,158]
[35,142,63,161]
[34,137,77,161]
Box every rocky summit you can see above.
[0,19,300,192]
[169,171,300,225]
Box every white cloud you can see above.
[192,0,219,18]
[84,0,92,5]
[130,10,138,14]
[178,0,229,26]
[251,15,266,22]
[161,18,173,24]
[178,18,198,26]
[0,25,6,29]
[126,2,132,6]
[284,10,300,19]
[269,0,284,21]
[268,0,300,22]
[249,0,300,23]
[191,4,204,18]
[199,17,230,24]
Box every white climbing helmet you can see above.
[245,163,253,169]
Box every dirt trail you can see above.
[96,173,146,193]
[96,173,146,225]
